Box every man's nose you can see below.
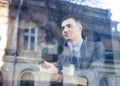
[63,26,69,32]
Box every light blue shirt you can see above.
[67,39,83,60]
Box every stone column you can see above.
[0,1,9,70]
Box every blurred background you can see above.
[0,0,120,86]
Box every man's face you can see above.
[61,18,82,41]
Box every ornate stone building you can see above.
[0,0,120,86]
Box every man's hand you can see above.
[47,66,58,74]
[39,61,58,74]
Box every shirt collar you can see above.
[67,39,83,52]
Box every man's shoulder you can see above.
[83,40,103,46]
[82,40,94,47]
[82,40,104,50]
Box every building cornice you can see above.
[3,56,40,64]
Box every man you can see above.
[40,14,106,86]
[60,15,106,86]
[40,14,105,73]
[57,15,105,73]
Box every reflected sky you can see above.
[65,0,120,22]
[101,0,120,22]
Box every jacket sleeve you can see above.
[56,54,63,74]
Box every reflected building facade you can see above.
[0,0,120,86]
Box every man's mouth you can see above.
[64,33,70,37]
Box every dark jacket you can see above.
[57,40,105,71]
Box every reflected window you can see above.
[20,72,34,86]
[23,28,37,51]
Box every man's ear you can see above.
[79,25,82,31]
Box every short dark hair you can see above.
[61,14,82,25]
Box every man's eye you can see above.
[61,24,72,30]
[61,26,65,30]
[67,24,72,28]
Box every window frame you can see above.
[23,28,38,52]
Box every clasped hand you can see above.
[39,61,58,74]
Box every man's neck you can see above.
[71,37,82,47]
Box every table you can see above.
[39,72,87,86]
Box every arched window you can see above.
[100,77,109,86]
[20,72,34,86]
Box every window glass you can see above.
[31,28,35,34]
[2,0,120,86]
[30,36,35,51]
[24,29,29,33]
[23,28,37,51]
[23,35,28,50]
